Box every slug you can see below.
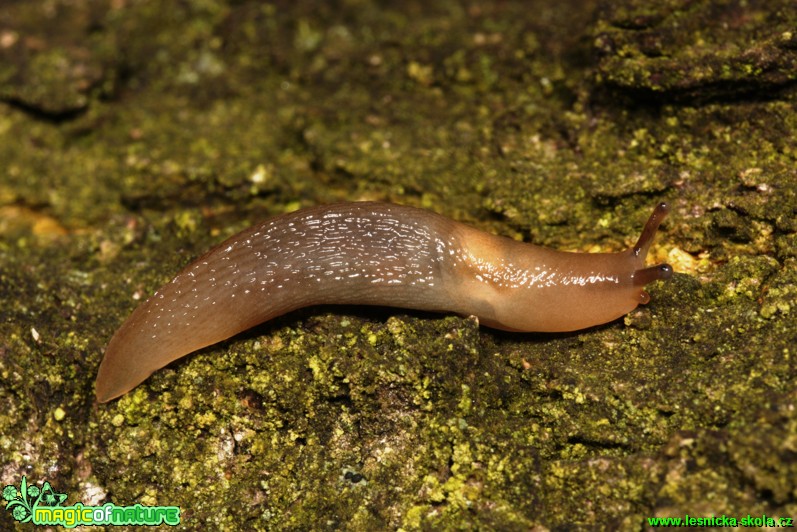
[96,201,672,402]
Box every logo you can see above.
[3,476,180,528]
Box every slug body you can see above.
[96,202,671,402]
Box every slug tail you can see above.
[95,340,146,403]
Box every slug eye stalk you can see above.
[633,202,670,259]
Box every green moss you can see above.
[593,0,797,101]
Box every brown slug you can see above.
[96,201,672,402]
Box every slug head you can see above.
[631,202,673,304]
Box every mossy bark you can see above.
[1,0,795,529]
